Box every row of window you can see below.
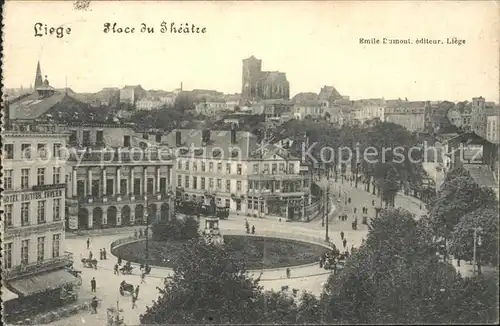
[177,161,243,175]
[177,175,243,192]
[177,160,296,175]
[181,194,242,211]
[3,234,61,269]
[3,199,61,228]
[3,167,62,190]
[3,143,63,160]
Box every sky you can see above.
[3,1,499,102]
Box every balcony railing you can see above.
[4,221,64,239]
[3,251,73,281]
[80,192,173,205]
[248,173,305,181]
[32,183,66,191]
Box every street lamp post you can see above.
[325,184,330,242]
[472,227,483,275]
[144,195,150,271]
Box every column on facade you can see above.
[72,168,77,197]
[130,205,135,224]
[102,168,107,196]
[116,167,121,195]
[88,209,93,228]
[102,208,107,226]
[143,167,148,195]
[87,168,93,196]
[130,167,135,196]
[156,167,160,194]
[116,208,122,226]
[168,166,172,189]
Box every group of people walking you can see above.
[245,220,256,234]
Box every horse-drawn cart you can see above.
[119,281,134,296]
[81,258,98,269]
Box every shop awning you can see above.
[2,286,19,301]
[9,269,78,296]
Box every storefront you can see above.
[4,269,78,323]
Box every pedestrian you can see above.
[91,296,98,314]
[134,229,138,238]
[372,200,375,206]
[132,294,137,309]
[340,231,344,240]
[348,197,351,204]
[90,277,96,292]
[89,251,93,260]
[141,272,146,284]
[103,248,107,260]
[353,207,357,214]
[135,285,140,298]
[251,225,255,234]
[286,267,291,278]
[118,256,122,265]
[343,238,347,249]
[139,229,143,237]
[86,238,90,250]
[99,249,103,260]
[114,263,119,275]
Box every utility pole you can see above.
[144,195,150,271]
[325,184,330,242]
[473,227,483,275]
[322,184,325,227]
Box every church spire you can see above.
[34,61,43,89]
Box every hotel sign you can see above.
[3,189,63,203]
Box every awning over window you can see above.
[2,286,19,301]
[9,269,78,296]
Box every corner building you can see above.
[166,129,316,220]
[2,130,78,319]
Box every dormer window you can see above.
[212,149,221,158]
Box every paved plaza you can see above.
[50,177,428,325]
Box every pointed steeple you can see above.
[34,61,43,89]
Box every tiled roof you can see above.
[385,100,426,109]
[9,92,66,120]
[295,100,323,107]
[164,129,297,161]
[292,92,318,103]
[318,86,341,100]
[261,71,288,84]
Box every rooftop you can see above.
[8,91,66,120]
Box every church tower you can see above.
[34,61,43,89]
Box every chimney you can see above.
[175,130,182,146]
[231,126,237,145]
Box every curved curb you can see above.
[109,231,330,275]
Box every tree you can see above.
[320,208,467,324]
[296,291,321,324]
[381,166,399,207]
[140,238,320,324]
[428,167,497,239]
[449,206,499,272]
[140,239,264,324]
[151,215,200,241]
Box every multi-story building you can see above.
[293,100,326,119]
[384,100,426,132]
[317,86,343,107]
[57,125,175,230]
[252,99,294,120]
[119,85,147,104]
[242,56,290,101]
[353,99,386,123]
[2,129,77,317]
[195,99,227,116]
[166,129,315,220]
[136,97,163,111]
[486,114,500,144]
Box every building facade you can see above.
[58,125,176,230]
[119,85,146,104]
[2,131,77,316]
[486,115,499,144]
[136,97,163,111]
[167,129,314,220]
[242,56,290,101]
[383,101,426,132]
